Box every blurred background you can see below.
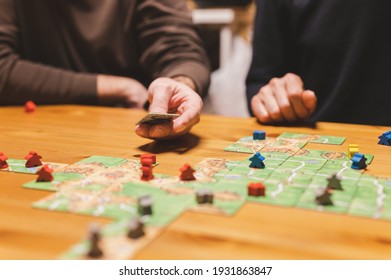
[187,0,255,117]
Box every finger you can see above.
[135,123,172,139]
[303,90,317,115]
[259,85,283,122]
[173,110,200,133]
[269,78,297,122]
[172,97,202,133]
[251,94,270,124]
[135,124,151,138]
[148,84,172,114]
[284,73,308,119]
[149,124,175,138]
[136,123,188,140]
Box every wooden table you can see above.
[1,105,391,259]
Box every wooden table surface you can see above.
[1,105,391,260]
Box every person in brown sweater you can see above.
[0,0,210,139]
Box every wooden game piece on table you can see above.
[196,189,213,204]
[127,218,145,240]
[253,130,266,140]
[179,163,196,181]
[205,191,214,204]
[378,131,391,146]
[315,188,333,206]
[249,152,265,169]
[138,195,153,216]
[86,223,103,259]
[36,164,54,182]
[140,165,154,181]
[140,154,156,165]
[248,182,266,197]
[348,144,359,159]
[327,174,343,190]
[351,153,367,170]
[24,151,43,168]
[140,157,153,167]
[0,152,9,169]
[24,101,36,113]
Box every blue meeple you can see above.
[378,131,391,146]
[249,152,265,169]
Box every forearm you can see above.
[137,0,210,97]
[246,0,289,114]
[172,75,196,91]
[0,0,97,105]
[0,57,97,105]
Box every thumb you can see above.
[302,90,317,114]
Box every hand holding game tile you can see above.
[135,77,202,139]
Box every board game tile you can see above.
[1,158,68,174]
[309,175,360,195]
[278,132,346,145]
[230,164,274,179]
[195,158,240,178]
[187,194,245,216]
[163,175,247,216]
[293,149,345,160]
[262,171,313,190]
[119,183,194,226]
[23,172,84,191]
[247,181,305,207]
[259,140,305,155]
[279,156,328,171]
[348,196,391,220]
[75,156,129,167]
[266,170,292,181]
[296,188,350,214]
[289,172,317,186]
[60,219,163,260]
[266,137,308,148]
[33,190,137,220]
[224,142,265,154]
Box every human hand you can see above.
[251,73,317,124]
[135,77,203,139]
[97,75,148,108]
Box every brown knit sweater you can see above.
[0,0,210,105]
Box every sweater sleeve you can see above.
[246,0,290,115]
[0,0,97,105]
[135,0,210,97]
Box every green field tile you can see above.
[224,137,266,154]
[297,188,350,213]
[281,157,327,171]
[186,179,246,215]
[2,159,67,174]
[34,194,69,212]
[119,183,194,226]
[76,156,128,167]
[278,132,345,145]
[23,172,84,191]
[290,172,316,186]
[347,197,391,219]
[293,150,347,160]
[266,170,292,181]
[225,160,244,170]
[247,182,305,207]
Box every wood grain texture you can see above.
[0,105,390,259]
